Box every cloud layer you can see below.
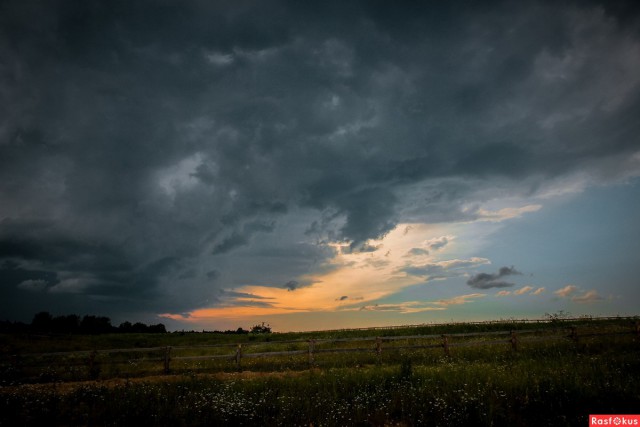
[1,0,639,323]
[467,267,523,289]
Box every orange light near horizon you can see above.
[160,222,463,325]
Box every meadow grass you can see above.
[1,338,638,426]
[3,316,631,355]
[3,317,635,383]
[1,318,639,426]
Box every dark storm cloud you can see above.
[211,220,276,255]
[283,278,318,292]
[211,232,249,256]
[1,0,639,321]
[284,280,298,292]
[467,267,523,289]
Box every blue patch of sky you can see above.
[478,178,640,312]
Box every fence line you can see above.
[300,315,638,333]
[17,316,637,358]
[3,317,639,379]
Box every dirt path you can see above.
[0,369,315,396]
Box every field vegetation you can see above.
[1,316,639,426]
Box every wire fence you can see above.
[2,316,639,383]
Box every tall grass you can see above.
[2,330,639,426]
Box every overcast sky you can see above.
[1,0,639,331]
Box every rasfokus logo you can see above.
[590,415,640,426]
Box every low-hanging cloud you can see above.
[467,266,523,289]
[16,279,49,293]
[571,290,604,304]
[284,281,299,292]
[554,285,603,304]
[426,236,450,251]
[554,285,578,298]
[402,258,491,280]
[514,286,534,295]
[404,248,430,257]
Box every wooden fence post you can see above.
[308,339,316,366]
[634,321,640,338]
[163,346,171,374]
[88,350,99,379]
[510,331,518,352]
[11,354,19,370]
[375,337,382,362]
[569,326,578,342]
[88,350,96,369]
[442,335,450,357]
[235,344,242,370]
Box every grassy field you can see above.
[1,317,639,426]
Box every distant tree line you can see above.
[0,312,273,335]
[178,323,273,335]
[0,311,166,334]
[197,323,272,335]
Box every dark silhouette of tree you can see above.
[117,321,167,333]
[0,319,28,333]
[118,321,134,333]
[51,314,80,333]
[148,323,167,333]
[134,322,150,333]
[31,311,53,332]
[250,322,272,334]
[3,312,167,334]
[80,315,114,334]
